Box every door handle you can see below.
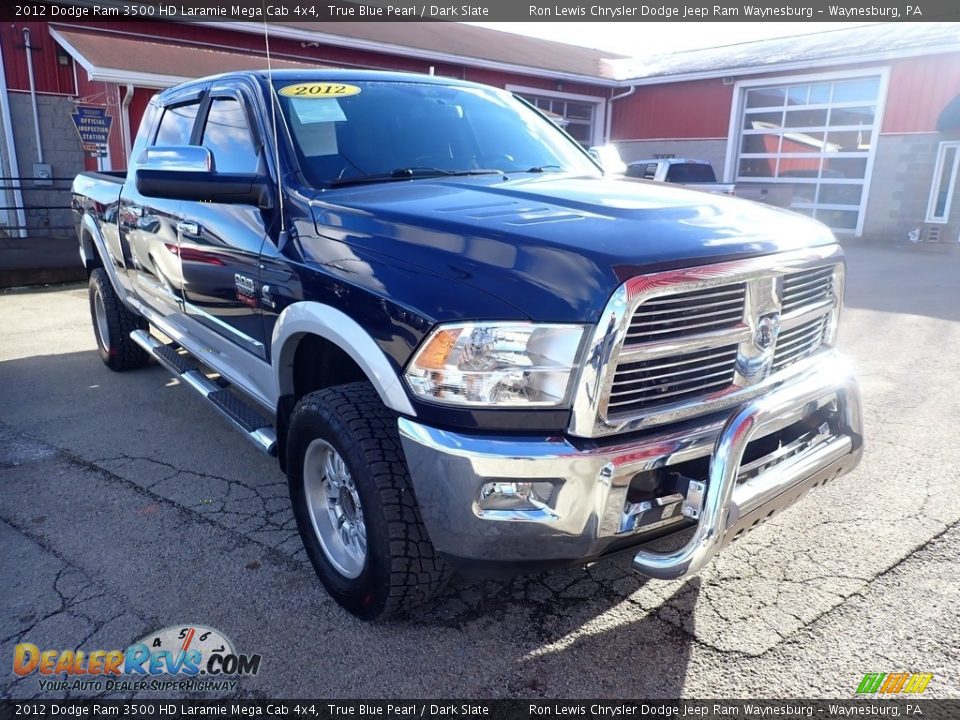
[177,221,201,236]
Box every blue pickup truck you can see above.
[73,70,863,620]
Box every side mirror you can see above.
[135,145,272,208]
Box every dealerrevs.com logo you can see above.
[13,624,261,693]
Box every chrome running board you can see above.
[130,330,277,457]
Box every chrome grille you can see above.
[772,315,828,372]
[572,247,846,438]
[608,345,738,415]
[625,284,746,344]
[782,266,834,313]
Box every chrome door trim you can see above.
[183,300,266,360]
[141,305,276,412]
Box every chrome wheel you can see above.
[93,287,110,349]
[303,439,367,579]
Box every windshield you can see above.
[275,80,601,186]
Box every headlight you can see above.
[404,322,586,407]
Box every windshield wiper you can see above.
[523,164,564,173]
[329,167,504,187]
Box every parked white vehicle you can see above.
[626,158,736,195]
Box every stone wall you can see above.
[863,133,960,244]
[7,92,85,239]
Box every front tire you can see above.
[88,268,149,372]
[287,382,449,620]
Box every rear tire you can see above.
[287,381,450,620]
[88,268,149,372]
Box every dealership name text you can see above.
[528,3,921,17]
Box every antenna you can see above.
[263,18,288,250]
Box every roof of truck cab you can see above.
[154,69,496,101]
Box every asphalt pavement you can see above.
[1,245,958,699]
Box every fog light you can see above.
[478,481,555,511]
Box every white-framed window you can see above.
[926,141,960,223]
[726,68,888,236]
[506,84,605,148]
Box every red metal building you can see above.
[0,20,957,242]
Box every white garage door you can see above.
[733,73,884,235]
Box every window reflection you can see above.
[201,98,258,174]
[736,74,881,232]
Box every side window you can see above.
[154,102,201,146]
[201,98,259,174]
[644,163,658,179]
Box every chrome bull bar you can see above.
[631,364,863,580]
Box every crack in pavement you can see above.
[3,420,956,664]
[0,366,956,655]
[0,518,153,699]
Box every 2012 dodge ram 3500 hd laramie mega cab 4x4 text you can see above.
[73,71,863,620]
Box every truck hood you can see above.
[309,174,836,323]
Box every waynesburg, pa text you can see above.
[527,3,924,18]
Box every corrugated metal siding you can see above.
[611,78,733,140]
[613,53,960,141]
[464,68,608,98]
[2,21,75,95]
[883,52,960,134]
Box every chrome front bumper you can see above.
[398,354,863,578]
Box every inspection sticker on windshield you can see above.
[279,82,361,98]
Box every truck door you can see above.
[176,89,271,359]
[120,97,202,317]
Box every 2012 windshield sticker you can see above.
[279,83,361,98]
[12,624,261,693]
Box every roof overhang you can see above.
[612,43,960,86]
[50,26,326,90]
[193,21,622,88]
[51,22,960,94]
[50,27,190,88]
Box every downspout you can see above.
[121,83,134,166]
[0,34,27,238]
[605,85,636,144]
[23,28,43,163]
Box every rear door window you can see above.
[154,102,201,146]
[200,98,259,174]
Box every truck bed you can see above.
[81,170,125,183]
[72,171,125,213]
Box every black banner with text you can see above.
[1,700,958,720]
[9,0,960,22]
